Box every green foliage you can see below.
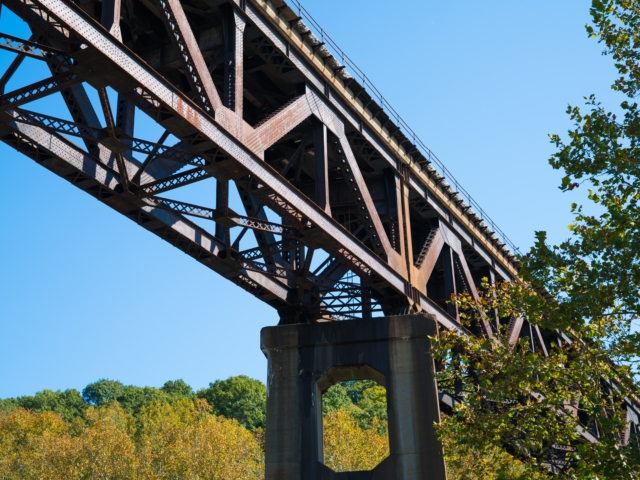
[161,379,193,398]
[83,380,168,416]
[196,375,266,431]
[17,389,86,422]
[441,431,551,480]
[349,384,388,432]
[322,380,387,430]
[2,377,264,428]
[342,379,378,405]
[433,2,640,477]
[0,398,19,415]
[81,379,196,416]
[0,390,86,422]
[82,379,127,406]
[322,383,352,415]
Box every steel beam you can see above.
[101,0,122,40]
[222,4,245,115]
[139,168,212,196]
[0,71,79,110]
[0,0,484,320]
[156,0,222,113]
[0,32,72,64]
[312,118,330,214]
[0,117,293,306]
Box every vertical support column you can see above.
[384,168,400,253]
[101,0,122,41]
[442,245,458,319]
[97,87,129,191]
[216,179,229,247]
[281,221,302,270]
[223,5,246,115]
[361,277,372,320]
[115,94,135,166]
[399,167,414,281]
[385,167,415,276]
[295,242,304,271]
[488,269,500,331]
[313,119,331,214]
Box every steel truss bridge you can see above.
[0,0,638,469]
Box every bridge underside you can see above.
[0,0,520,328]
[1,0,638,455]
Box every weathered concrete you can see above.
[261,314,448,480]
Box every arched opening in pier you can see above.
[319,366,390,472]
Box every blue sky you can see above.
[0,0,620,398]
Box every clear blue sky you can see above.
[0,0,619,398]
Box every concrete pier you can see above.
[261,314,448,480]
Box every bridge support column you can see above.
[261,314,448,480]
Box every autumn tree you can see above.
[74,403,139,479]
[323,409,389,472]
[196,375,267,431]
[136,399,263,479]
[0,399,264,479]
[0,408,76,479]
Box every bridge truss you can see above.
[0,0,638,465]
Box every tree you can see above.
[82,379,127,406]
[322,380,390,470]
[161,379,193,398]
[322,380,388,427]
[441,433,550,480]
[349,383,387,432]
[0,408,76,479]
[136,399,263,479]
[0,399,264,479]
[82,379,183,416]
[196,376,266,431]
[17,389,86,422]
[323,409,389,472]
[435,1,640,477]
[0,398,19,415]
[74,403,138,479]
[322,383,352,415]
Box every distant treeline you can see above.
[0,376,547,479]
[0,376,267,430]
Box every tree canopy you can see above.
[0,400,264,479]
[196,375,266,431]
[0,375,541,478]
[435,1,640,478]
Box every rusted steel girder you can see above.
[0,0,510,328]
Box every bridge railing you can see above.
[289,0,522,257]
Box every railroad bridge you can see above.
[0,0,638,477]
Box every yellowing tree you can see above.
[323,408,389,472]
[136,398,263,479]
[0,399,263,480]
[0,408,75,480]
[73,403,138,479]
